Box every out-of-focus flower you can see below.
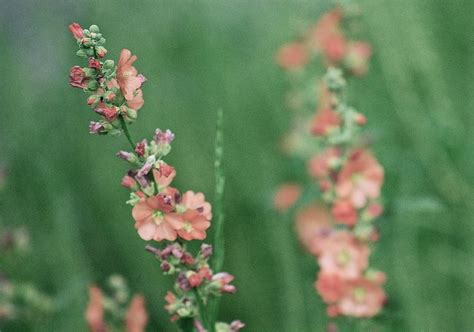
[212,273,236,294]
[295,204,331,253]
[276,42,309,70]
[345,42,372,76]
[337,277,386,317]
[315,272,347,303]
[125,295,148,332]
[317,231,369,279]
[331,200,358,226]
[335,149,384,209]
[85,286,106,332]
[273,183,301,212]
[308,147,341,179]
[311,107,341,136]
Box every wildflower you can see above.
[180,191,212,221]
[345,42,372,76]
[309,9,347,62]
[94,102,118,121]
[212,273,236,294]
[132,195,181,241]
[85,286,106,332]
[134,139,147,157]
[89,121,106,135]
[116,49,142,101]
[273,183,301,212]
[276,42,308,70]
[335,149,384,209]
[154,128,175,145]
[69,23,84,39]
[295,204,331,254]
[172,209,211,241]
[127,89,144,111]
[317,231,369,279]
[88,58,101,70]
[69,66,88,88]
[331,200,358,226]
[153,161,176,188]
[315,272,347,303]
[121,175,137,190]
[200,244,213,259]
[307,147,341,179]
[337,277,386,317]
[125,295,148,332]
[310,107,341,136]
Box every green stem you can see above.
[209,109,225,325]
[193,289,214,332]
[118,115,135,150]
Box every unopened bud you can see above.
[89,25,100,33]
[87,80,99,91]
[96,46,107,58]
[103,59,115,69]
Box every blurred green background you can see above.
[1,0,474,331]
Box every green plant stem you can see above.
[193,289,214,332]
[118,115,135,150]
[209,109,225,325]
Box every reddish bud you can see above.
[88,58,101,70]
[69,23,84,39]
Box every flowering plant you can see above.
[68,23,243,332]
[274,6,387,323]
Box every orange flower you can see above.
[116,49,142,101]
[85,286,106,332]
[336,149,384,209]
[276,42,309,70]
[181,191,212,221]
[295,204,331,254]
[125,295,148,332]
[274,183,301,212]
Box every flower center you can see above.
[336,249,351,266]
[182,222,193,232]
[353,287,366,302]
[153,210,164,225]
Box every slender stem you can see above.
[209,109,225,325]
[118,115,135,150]
[193,289,214,332]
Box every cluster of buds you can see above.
[85,275,148,332]
[147,243,243,331]
[69,23,145,135]
[0,274,55,322]
[274,7,386,320]
[69,23,243,330]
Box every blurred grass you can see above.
[0,0,473,331]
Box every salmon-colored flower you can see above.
[127,89,144,111]
[69,23,84,39]
[116,49,142,101]
[125,295,148,332]
[276,42,309,70]
[336,149,384,209]
[274,183,301,212]
[295,204,331,254]
[318,231,369,279]
[309,9,347,62]
[181,191,212,221]
[171,209,210,241]
[345,42,372,76]
[315,272,348,303]
[212,272,236,293]
[153,162,176,188]
[310,107,341,136]
[308,147,341,179]
[85,286,106,332]
[331,200,358,226]
[337,277,386,317]
[69,66,88,88]
[132,194,180,241]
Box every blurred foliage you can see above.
[0,0,473,331]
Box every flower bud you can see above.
[121,175,138,190]
[87,95,100,107]
[200,243,213,259]
[186,271,202,288]
[69,66,88,88]
[89,121,106,135]
[104,91,116,103]
[135,139,147,157]
[68,23,84,39]
[87,80,99,91]
[116,151,138,163]
[89,25,100,33]
[75,49,88,58]
[81,37,92,47]
[127,108,138,120]
[355,112,367,125]
[103,59,115,69]
[88,58,101,70]
[96,46,107,58]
